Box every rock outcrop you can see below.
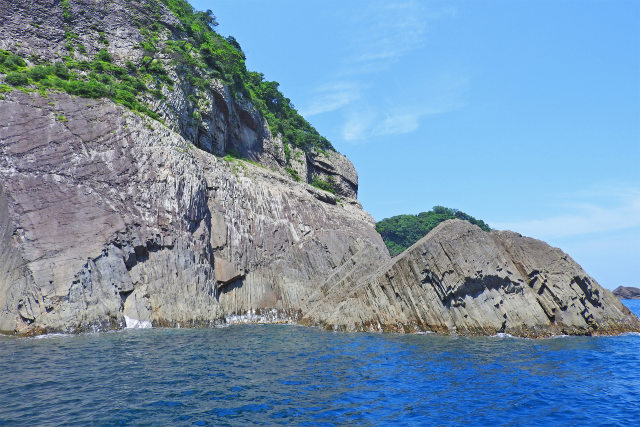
[301,220,640,337]
[613,286,640,300]
[0,91,387,335]
[1,0,639,337]
[0,0,359,199]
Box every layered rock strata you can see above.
[0,0,359,199]
[0,91,387,335]
[1,0,639,337]
[304,220,640,337]
[2,92,639,337]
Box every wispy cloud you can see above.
[491,186,640,239]
[341,74,468,141]
[342,106,452,141]
[342,110,376,141]
[302,1,457,122]
[300,82,363,117]
[344,1,431,74]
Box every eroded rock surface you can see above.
[1,0,638,337]
[0,0,360,199]
[306,220,640,337]
[0,91,387,335]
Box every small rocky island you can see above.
[613,286,640,300]
[1,0,639,337]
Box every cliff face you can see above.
[0,0,358,199]
[1,0,638,337]
[0,90,387,334]
[307,220,640,337]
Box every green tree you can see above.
[376,206,491,256]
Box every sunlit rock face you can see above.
[1,0,638,337]
[0,91,387,335]
[1,94,638,337]
[306,220,640,337]
[0,0,360,199]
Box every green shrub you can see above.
[0,53,26,71]
[5,72,29,86]
[61,0,72,22]
[285,167,300,182]
[65,79,108,98]
[96,49,112,63]
[311,177,336,194]
[53,63,70,79]
[28,66,51,81]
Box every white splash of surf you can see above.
[124,315,152,329]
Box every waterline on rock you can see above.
[124,316,152,329]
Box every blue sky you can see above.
[191,0,640,289]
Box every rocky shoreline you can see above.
[2,0,639,338]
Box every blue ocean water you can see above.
[1,301,639,426]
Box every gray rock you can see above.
[0,0,359,199]
[303,220,640,337]
[0,91,387,335]
[1,0,638,338]
[613,286,640,300]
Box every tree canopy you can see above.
[375,206,491,256]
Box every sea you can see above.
[1,301,639,426]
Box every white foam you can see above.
[32,333,73,340]
[492,332,516,339]
[124,315,152,329]
[225,309,293,325]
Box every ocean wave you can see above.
[124,316,152,329]
[31,333,74,340]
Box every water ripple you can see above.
[1,301,639,425]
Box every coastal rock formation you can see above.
[302,220,640,337]
[1,0,639,337]
[613,286,640,300]
[2,97,639,337]
[0,91,387,335]
[0,0,358,199]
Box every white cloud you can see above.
[343,1,430,74]
[340,75,468,141]
[302,1,463,142]
[342,110,376,141]
[491,186,640,239]
[300,82,363,117]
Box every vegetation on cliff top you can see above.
[159,0,333,152]
[376,206,491,256]
[0,49,162,120]
[0,0,333,154]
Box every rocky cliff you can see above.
[1,0,639,337]
[613,286,640,300]
[302,220,640,337]
[0,0,358,198]
[0,90,387,334]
